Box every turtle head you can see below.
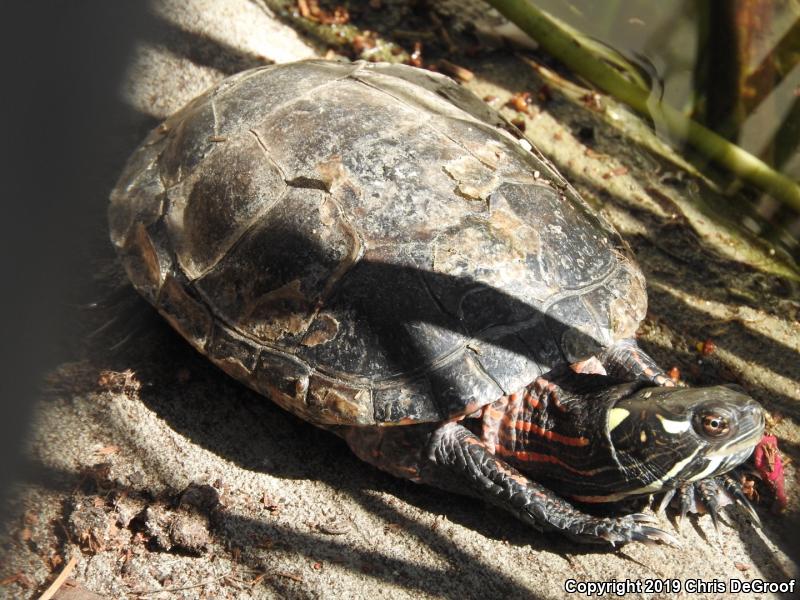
[604,384,764,498]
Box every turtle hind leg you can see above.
[339,423,438,482]
[599,338,674,386]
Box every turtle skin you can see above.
[110,60,763,544]
[343,368,763,545]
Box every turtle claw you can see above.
[677,484,694,526]
[573,512,676,546]
[601,513,680,547]
[638,526,681,547]
[696,478,722,532]
[630,512,659,525]
[708,509,721,533]
[674,511,685,533]
[735,497,761,528]
[603,516,680,547]
[716,510,735,529]
[721,474,762,527]
[656,489,675,515]
[655,475,763,538]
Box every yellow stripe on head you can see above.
[607,408,630,432]
[656,414,691,434]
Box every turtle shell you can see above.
[109,60,647,427]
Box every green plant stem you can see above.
[485,0,800,212]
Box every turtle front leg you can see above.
[598,338,674,386]
[423,422,673,545]
[341,423,673,545]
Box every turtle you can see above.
[109,59,765,545]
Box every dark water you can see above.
[535,0,800,262]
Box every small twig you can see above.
[54,518,74,546]
[269,571,304,583]
[297,0,311,19]
[392,30,435,40]
[37,554,78,600]
[134,575,228,597]
[438,59,474,82]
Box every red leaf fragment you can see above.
[753,434,787,512]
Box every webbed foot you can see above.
[566,512,679,547]
[656,473,760,533]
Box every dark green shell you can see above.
[109,60,647,426]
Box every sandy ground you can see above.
[1,1,798,598]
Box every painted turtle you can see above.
[110,60,764,544]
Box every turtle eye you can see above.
[699,413,730,438]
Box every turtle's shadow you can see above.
[89,224,792,572]
[110,309,782,566]
[103,300,624,557]
[90,274,641,562]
